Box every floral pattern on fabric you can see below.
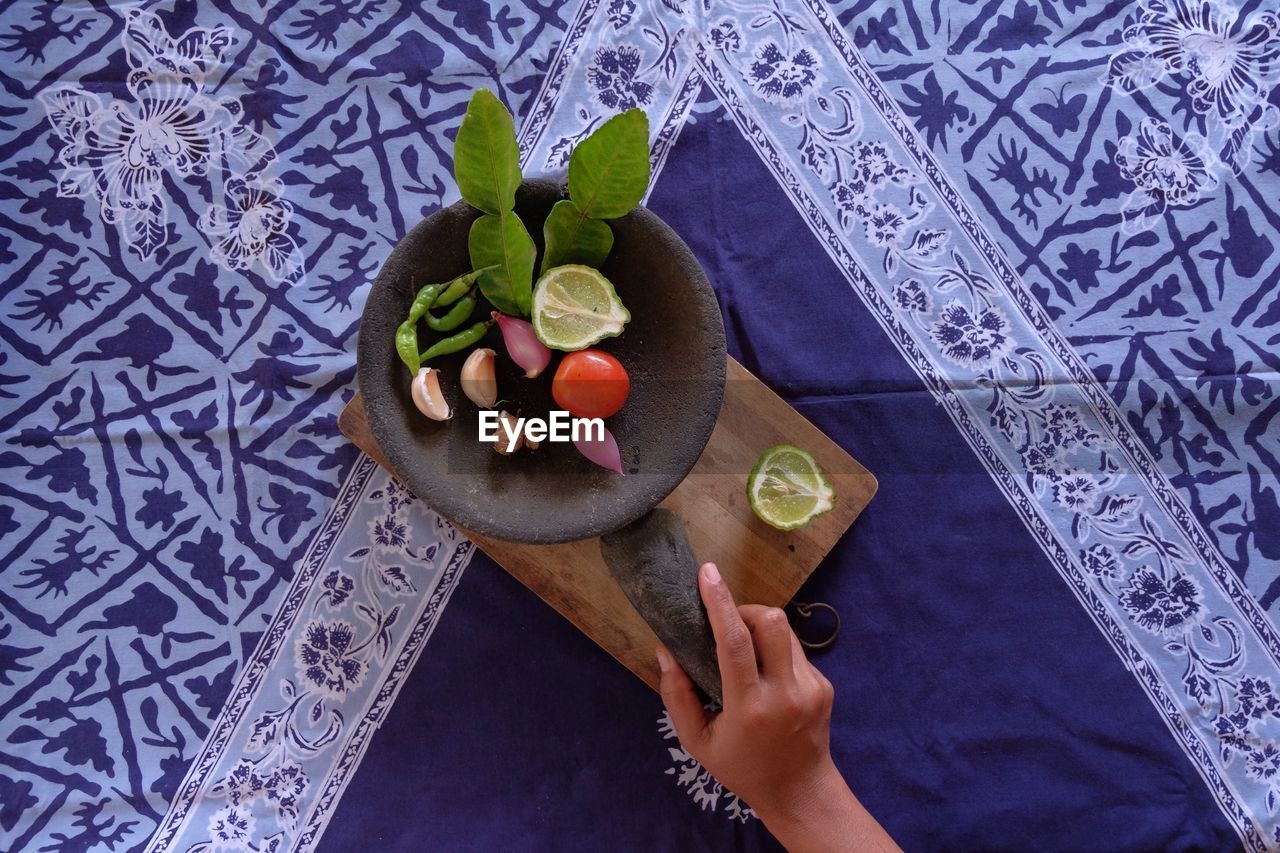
[155,459,473,851]
[1103,0,1280,173]
[38,10,299,280]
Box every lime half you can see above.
[748,445,835,530]
[532,264,630,351]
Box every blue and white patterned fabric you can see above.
[1,0,1278,850]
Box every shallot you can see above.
[492,311,551,379]
[574,425,624,475]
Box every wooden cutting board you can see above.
[339,357,876,692]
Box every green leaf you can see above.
[540,199,614,272]
[453,89,522,215]
[469,211,535,316]
[567,109,651,219]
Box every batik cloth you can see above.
[2,0,1278,850]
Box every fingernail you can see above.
[702,562,721,585]
[656,647,671,673]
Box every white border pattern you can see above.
[148,457,475,851]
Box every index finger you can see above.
[698,562,760,698]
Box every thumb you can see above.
[657,645,709,750]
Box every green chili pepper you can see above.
[408,282,442,320]
[395,266,496,373]
[420,319,492,362]
[424,295,477,332]
[435,269,483,307]
[438,264,498,307]
[395,282,443,372]
[396,319,422,372]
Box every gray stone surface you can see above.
[601,508,722,704]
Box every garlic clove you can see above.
[460,348,498,409]
[411,367,451,421]
[493,409,524,455]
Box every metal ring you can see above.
[788,600,841,650]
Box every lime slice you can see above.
[747,445,835,530]
[532,264,630,351]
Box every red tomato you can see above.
[552,349,630,419]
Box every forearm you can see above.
[755,760,900,853]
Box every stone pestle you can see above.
[599,508,722,705]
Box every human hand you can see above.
[656,562,898,853]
